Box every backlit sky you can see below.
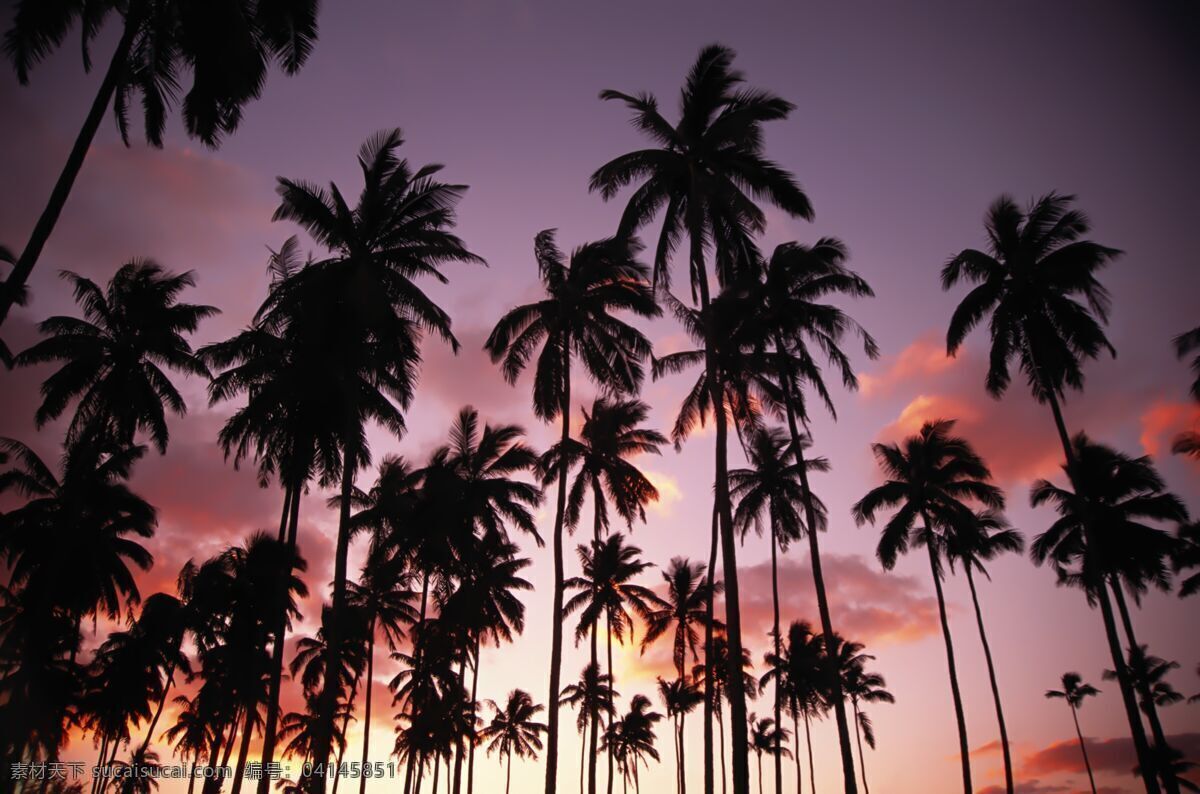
[1,2,1198,793]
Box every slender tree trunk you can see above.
[770,530,782,794]
[333,671,364,794]
[1069,704,1098,794]
[803,711,815,794]
[606,615,615,794]
[229,705,256,794]
[680,713,687,794]
[505,755,512,794]
[137,660,177,758]
[776,359,858,794]
[405,573,433,794]
[91,735,109,794]
[466,637,481,794]
[703,504,719,794]
[922,519,972,794]
[718,704,727,794]
[791,710,801,794]
[589,507,602,794]
[359,624,377,794]
[580,718,588,794]
[0,18,139,333]
[453,656,467,794]
[674,715,682,794]
[260,486,302,794]
[431,754,440,794]
[963,566,1013,794]
[186,758,198,794]
[756,754,762,794]
[545,350,572,794]
[852,703,868,794]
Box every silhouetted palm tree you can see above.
[658,677,704,794]
[642,559,721,681]
[829,637,893,794]
[944,510,1023,792]
[0,244,21,366]
[777,622,825,794]
[481,690,548,794]
[486,229,657,794]
[1172,327,1200,459]
[560,662,618,794]
[693,634,757,794]
[1046,673,1101,794]
[1175,523,1200,598]
[271,129,481,788]
[0,0,318,330]
[602,695,662,794]
[854,419,1005,794]
[939,192,1165,792]
[748,716,791,794]
[1106,646,1189,793]
[15,262,216,452]
[161,693,214,794]
[591,43,815,794]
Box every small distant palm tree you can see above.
[1046,673,1101,794]
[693,633,758,794]
[854,419,1004,794]
[642,558,721,680]
[602,695,663,794]
[748,715,791,794]
[560,661,618,794]
[480,690,548,794]
[1172,326,1200,459]
[829,637,894,794]
[658,676,704,794]
[1106,645,1188,791]
[15,262,217,452]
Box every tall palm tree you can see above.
[1031,436,1188,793]
[731,426,827,794]
[939,192,1165,792]
[565,534,660,794]
[591,43,816,794]
[480,690,548,794]
[944,510,1023,793]
[271,129,481,788]
[693,634,758,794]
[560,662,619,794]
[779,621,825,794]
[658,677,704,794]
[829,637,893,794]
[853,419,1005,794]
[748,716,791,794]
[15,262,217,452]
[1045,673,1101,794]
[0,0,318,331]
[485,229,657,794]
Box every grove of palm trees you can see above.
[1,4,1196,794]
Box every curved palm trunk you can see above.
[1069,703,1098,794]
[803,710,815,794]
[0,19,139,333]
[606,616,615,794]
[1040,386,1160,794]
[545,352,572,794]
[777,369,858,794]
[260,486,302,794]
[770,530,783,794]
[359,623,378,794]
[333,671,365,794]
[922,519,972,794]
[703,504,719,794]
[962,566,1013,794]
[851,703,868,794]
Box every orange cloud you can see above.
[1022,732,1200,777]
[1139,399,1200,457]
[860,331,957,398]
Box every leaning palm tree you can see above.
[830,637,894,794]
[15,262,217,452]
[658,677,704,794]
[853,419,1005,794]
[480,690,548,794]
[591,43,816,794]
[939,192,1165,793]
[485,229,657,794]
[944,510,1023,793]
[0,0,318,331]
[748,716,791,794]
[1046,673,1101,794]
[271,129,481,789]
[731,426,827,794]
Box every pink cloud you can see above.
[861,331,957,398]
[1022,732,1200,777]
[1139,400,1200,459]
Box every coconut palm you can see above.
[780,622,826,794]
[485,229,657,794]
[0,0,318,330]
[829,637,893,794]
[270,129,481,787]
[693,634,758,794]
[1045,673,1101,794]
[853,419,1004,794]
[480,690,548,794]
[161,693,214,794]
[602,695,663,794]
[658,677,704,794]
[943,510,1023,793]
[565,534,660,794]
[642,559,722,681]
[748,716,791,794]
[15,262,216,452]
[591,42,816,794]
[560,662,619,794]
[1106,646,1189,791]
[938,192,1167,791]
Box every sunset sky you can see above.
[1,2,1198,793]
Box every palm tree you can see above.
[601,695,663,794]
[15,262,217,452]
[1031,436,1188,793]
[748,716,791,794]
[565,534,660,794]
[1046,673,1101,794]
[1106,646,1189,791]
[939,192,1165,792]
[944,510,1023,793]
[779,621,825,794]
[853,419,1005,794]
[0,0,318,330]
[642,559,721,681]
[271,129,481,788]
[829,637,893,794]
[658,677,704,794]
[161,693,214,794]
[1172,327,1200,459]
[480,690,548,794]
[1175,523,1200,598]
[560,662,618,794]
[693,634,758,794]
[485,229,657,794]
[0,244,21,366]
[731,426,827,794]
[591,43,816,794]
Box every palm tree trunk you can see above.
[852,703,868,794]
[963,566,1013,794]
[359,623,377,794]
[606,615,615,794]
[674,715,682,794]
[703,503,719,794]
[405,573,433,794]
[718,703,727,794]
[680,713,687,794]
[803,710,815,794]
[922,518,972,794]
[505,754,512,794]
[333,671,363,794]
[776,365,857,794]
[466,636,481,794]
[187,757,198,794]
[756,754,763,794]
[545,349,572,794]
[589,508,602,794]
[580,718,588,794]
[453,656,467,794]
[1110,582,1180,794]
[1069,704,1098,794]
[1038,383,1160,794]
[431,753,440,794]
[0,17,139,333]
[770,529,782,794]
[259,486,302,794]
[229,704,257,794]
[791,710,801,794]
[91,735,109,794]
